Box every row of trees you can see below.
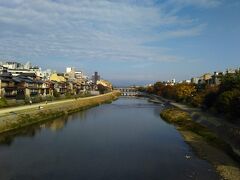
[144,72,240,122]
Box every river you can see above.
[0,98,219,180]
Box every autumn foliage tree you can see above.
[147,82,197,103]
[174,83,196,102]
[147,70,240,122]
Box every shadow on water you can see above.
[0,110,88,146]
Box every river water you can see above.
[0,98,219,180]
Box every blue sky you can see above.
[0,0,239,86]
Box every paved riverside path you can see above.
[0,95,103,116]
[150,94,229,127]
[149,94,240,156]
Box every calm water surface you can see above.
[0,98,219,180]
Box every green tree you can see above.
[146,86,154,94]
[162,85,176,99]
[219,72,240,92]
[153,82,165,95]
[53,90,60,98]
[97,84,110,94]
[216,89,240,115]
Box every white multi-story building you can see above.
[0,61,45,77]
[2,62,22,69]
[7,69,35,76]
[66,67,75,74]
[75,71,83,79]
[30,66,42,77]
[65,67,84,80]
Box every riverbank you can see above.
[148,94,240,157]
[0,91,120,134]
[160,107,240,180]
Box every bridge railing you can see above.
[114,88,142,96]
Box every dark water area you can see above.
[0,98,219,180]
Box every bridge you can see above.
[115,87,139,96]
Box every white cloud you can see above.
[168,0,222,8]
[0,0,210,65]
[162,24,206,38]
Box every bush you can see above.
[53,90,60,98]
[191,93,205,107]
[6,99,18,107]
[24,96,31,104]
[32,95,42,103]
[45,95,54,101]
[0,97,8,108]
[16,100,25,106]
[203,91,219,109]
[65,92,73,98]
[215,89,240,118]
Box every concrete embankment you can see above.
[160,107,240,180]
[0,91,120,134]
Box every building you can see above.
[198,73,212,84]
[24,61,32,69]
[29,66,42,78]
[50,73,66,82]
[226,68,236,74]
[7,69,35,77]
[0,72,46,99]
[2,62,22,69]
[210,72,224,85]
[183,80,191,84]
[66,67,75,74]
[0,61,106,99]
[75,71,83,79]
[65,67,84,80]
[53,81,68,95]
[97,79,113,90]
[42,69,53,80]
[0,61,43,77]
[172,78,176,84]
[0,72,17,98]
[0,65,8,74]
[92,72,100,84]
[13,73,44,98]
[191,77,200,84]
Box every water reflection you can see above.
[0,125,40,146]
[0,110,88,145]
[0,98,219,180]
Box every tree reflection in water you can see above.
[0,110,87,145]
